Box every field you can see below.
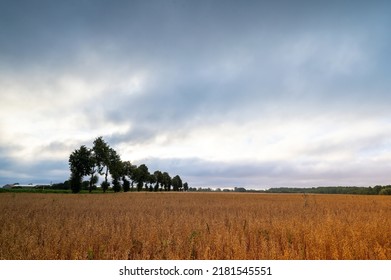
[0,192,390,260]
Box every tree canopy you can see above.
[68,137,188,193]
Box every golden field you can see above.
[0,192,390,260]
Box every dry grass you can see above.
[0,192,390,260]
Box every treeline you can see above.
[68,137,188,193]
[265,185,391,195]
[180,186,391,195]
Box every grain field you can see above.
[0,192,390,259]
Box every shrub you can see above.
[379,187,391,195]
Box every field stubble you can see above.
[0,192,390,259]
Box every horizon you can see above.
[1,180,386,191]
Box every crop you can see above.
[0,192,390,259]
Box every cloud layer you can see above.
[1,0,391,187]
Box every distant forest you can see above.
[17,183,391,196]
[264,185,391,195]
[217,185,391,195]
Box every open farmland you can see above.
[0,192,390,260]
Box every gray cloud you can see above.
[1,0,391,187]
[142,155,391,189]
[0,155,68,186]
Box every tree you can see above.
[183,182,189,192]
[122,161,135,192]
[68,145,92,193]
[90,175,98,190]
[82,180,90,190]
[154,170,163,191]
[373,185,383,195]
[379,187,391,195]
[172,175,183,191]
[148,173,156,192]
[134,164,149,191]
[70,173,82,193]
[108,148,123,192]
[93,137,111,191]
[123,177,130,192]
[69,145,92,177]
[101,181,110,193]
[112,177,121,192]
[162,172,172,191]
[86,149,99,193]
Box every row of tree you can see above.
[68,137,188,193]
[265,185,391,195]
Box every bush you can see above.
[379,187,391,195]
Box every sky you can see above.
[1,0,391,189]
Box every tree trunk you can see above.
[89,171,95,193]
[104,166,109,193]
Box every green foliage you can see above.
[82,180,90,190]
[101,181,110,193]
[133,164,149,191]
[68,145,94,193]
[162,172,172,191]
[120,160,136,192]
[123,177,130,192]
[51,180,70,190]
[108,148,122,179]
[172,175,183,191]
[69,145,93,177]
[70,173,82,193]
[154,170,163,191]
[148,173,156,190]
[67,136,187,193]
[379,187,391,195]
[93,137,110,175]
[266,185,391,195]
[108,148,124,193]
[112,178,121,192]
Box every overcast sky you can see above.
[1,0,391,188]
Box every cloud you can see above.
[111,113,391,188]
[0,154,68,186]
[1,1,391,187]
[142,153,391,189]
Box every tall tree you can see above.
[88,174,99,191]
[162,172,172,191]
[112,177,121,192]
[69,173,82,194]
[135,164,149,191]
[183,182,189,192]
[122,161,137,192]
[68,145,92,193]
[123,176,130,192]
[108,148,123,192]
[153,170,163,191]
[172,175,183,191]
[86,147,99,193]
[93,137,111,191]
[148,173,156,192]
